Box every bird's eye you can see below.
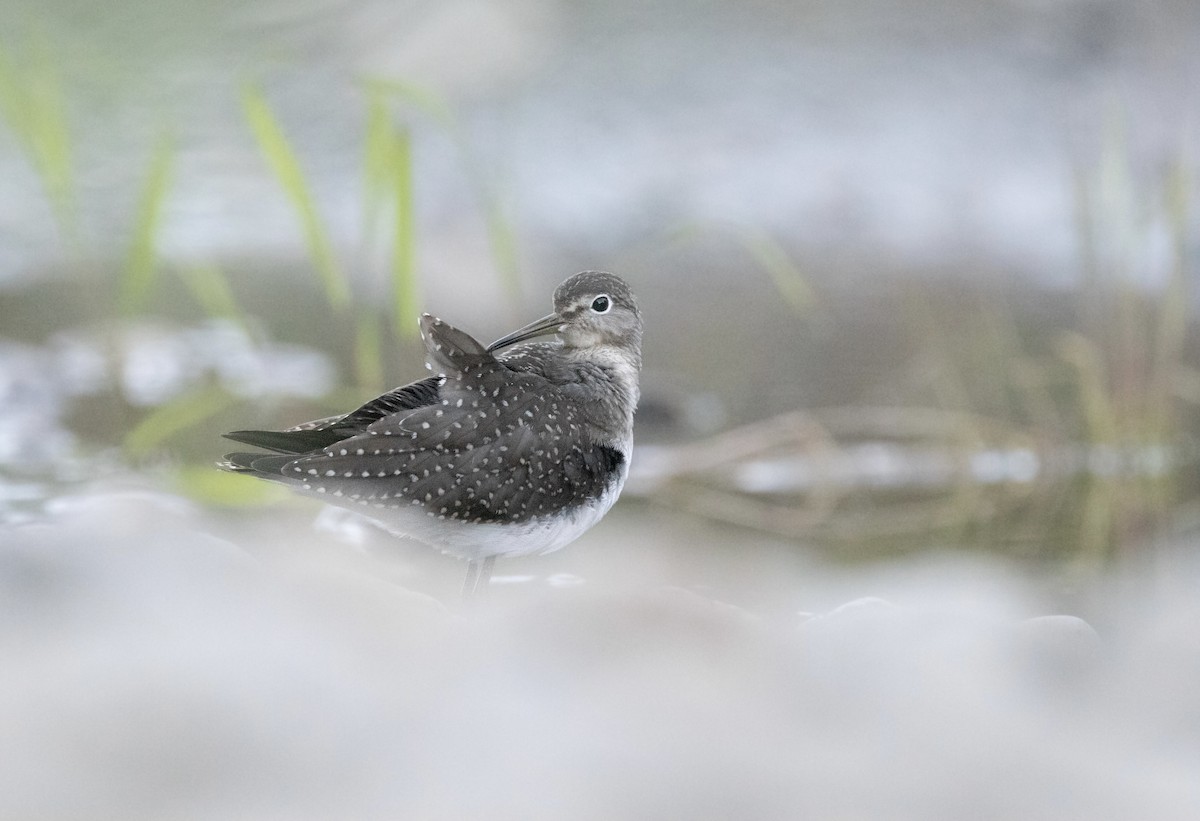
[591,295,611,313]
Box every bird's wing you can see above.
[222,375,444,456]
[276,361,624,523]
[221,312,493,465]
[333,375,444,430]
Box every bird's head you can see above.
[487,271,642,356]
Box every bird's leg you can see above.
[478,555,496,590]
[461,560,481,599]
[460,556,497,600]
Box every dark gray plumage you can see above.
[221,271,642,595]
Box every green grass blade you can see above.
[364,77,522,301]
[178,262,246,327]
[1149,155,1192,434]
[354,313,385,390]
[739,227,816,314]
[175,465,288,507]
[361,77,455,129]
[241,84,351,311]
[456,145,521,300]
[27,32,74,234]
[363,90,393,248]
[120,133,174,315]
[1057,331,1117,443]
[389,126,420,340]
[0,36,76,239]
[124,384,235,457]
[479,181,522,301]
[363,94,421,338]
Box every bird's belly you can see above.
[349,459,628,561]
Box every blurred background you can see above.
[4,0,1200,818]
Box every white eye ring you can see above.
[590,294,611,313]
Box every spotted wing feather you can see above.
[277,359,624,525]
[420,314,491,373]
[222,376,443,460]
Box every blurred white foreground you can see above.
[3,489,1199,820]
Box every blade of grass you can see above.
[365,77,523,302]
[453,141,522,300]
[120,132,174,315]
[27,31,74,234]
[388,126,420,340]
[363,89,393,249]
[242,84,351,311]
[479,179,522,301]
[175,465,289,507]
[0,35,76,239]
[354,313,385,391]
[1057,331,1118,444]
[1149,155,1192,435]
[124,384,235,457]
[178,262,247,328]
[363,94,420,339]
[361,77,455,129]
[738,227,816,315]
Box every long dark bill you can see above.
[486,313,564,352]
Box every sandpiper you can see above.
[221,271,642,596]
